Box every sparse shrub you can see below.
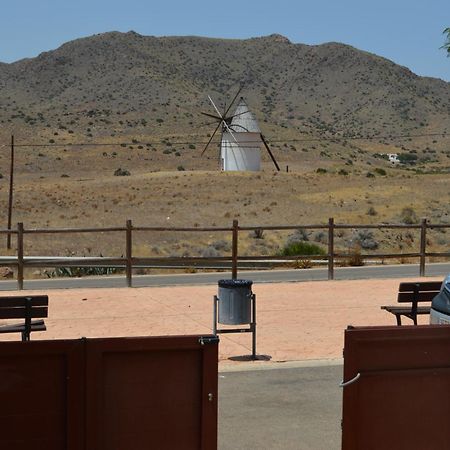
[177,165,185,171]
[250,228,264,239]
[367,206,377,216]
[338,169,349,175]
[316,168,327,174]
[400,207,418,224]
[211,240,231,252]
[374,168,387,176]
[366,172,375,178]
[114,168,130,176]
[201,246,220,258]
[354,229,378,250]
[398,153,418,165]
[287,229,309,245]
[313,231,327,244]
[291,258,313,269]
[345,243,364,266]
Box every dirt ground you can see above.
[0,276,440,366]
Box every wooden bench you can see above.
[381,281,442,325]
[0,295,48,341]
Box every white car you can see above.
[430,274,450,324]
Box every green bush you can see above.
[280,241,326,257]
[374,168,387,176]
[398,153,418,165]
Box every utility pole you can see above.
[7,135,14,249]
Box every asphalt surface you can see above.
[1,262,449,290]
[219,363,343,450]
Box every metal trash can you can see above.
[430,274,450,324]
[217,279,253,325]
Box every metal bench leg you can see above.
[395,314,402,326]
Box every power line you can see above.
[0,132,448,149]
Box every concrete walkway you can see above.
[0,276,439,364]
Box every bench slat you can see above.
[0,320,46,334]
[398,282,442,292]
[0,307,48,319]
[397,291,440,303]
[0,295,48,307]
[381,306,431,314]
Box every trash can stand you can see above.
[213,290,257,360]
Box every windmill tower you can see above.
[201,89,280,172]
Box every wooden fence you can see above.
[0,218,449,290]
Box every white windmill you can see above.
[201,88,280,172]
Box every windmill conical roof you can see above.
[230,98,261,133]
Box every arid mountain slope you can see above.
[0,31,449,149]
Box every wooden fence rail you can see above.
[0,218,449,290]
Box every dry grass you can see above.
[0,158,448,260]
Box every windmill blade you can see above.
[200,111,222,121]
[229,109,250,119]
[223,85,243,118]
[199,119,222,128]
[201,120,222,156]
[260,133,280,171]
[208,95,225,121]
[222,117,239,145]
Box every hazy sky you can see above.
[2,0,449,81]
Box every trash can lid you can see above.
[218,279,253,288]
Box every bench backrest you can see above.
[0,295,48,319]
[397,282,442,303]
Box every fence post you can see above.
[7,135,14,250]
[17,222,24,290]
[126,219,132,287]
[419,218,427,277]
[328,217,334,280]
[231,220,239,280]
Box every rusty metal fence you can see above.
[0,218,449,289]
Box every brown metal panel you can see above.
[0,339,84,450]
[342,325,450,450]
[86,335,218,450]
[200,338,219,449]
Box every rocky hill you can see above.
[0,31,449,154]
[0,32,449,257]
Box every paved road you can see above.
[0,262,448,290]
[219,363,343,450]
